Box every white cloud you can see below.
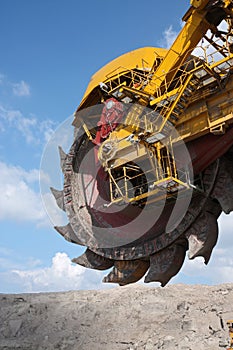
[39,119,56,143]
[162,25,178,48]
[0,161,64,226]
[12,80,30,96]
[1,216,233,293]
[0,161,44,223]
[0,73,30,97]
[2,252,109,293]
[0,104,56,145]
[180,250,233,285]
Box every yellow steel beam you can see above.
[143,4,210,98]
[158,73,194,132]
[209,53,233,70]
[150,88,179,106]
[77,47,167,111]
[174,76,233,142]
[191,0,209,9]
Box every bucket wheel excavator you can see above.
[51,0,233,286]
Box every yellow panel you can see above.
[78,47,167,111]
[142,9,210,97]
[190,0,209,9]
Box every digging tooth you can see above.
[72,249,114,270]
[58,146,67,173]
[102,260,149,286]
[185,212,218,264]
[50,187,65,211]
[54,223,85,246]
[211,157,233,214]
[144,240,187,287]
[204,198,222,219]
[102,267,120,284]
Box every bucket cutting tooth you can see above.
[58,146,67,173]
[185,211,218,264]
[50,187,65,211]
[211,157,233,214]
[72,249,114,270]
[103,260,149,286]
[54,223,85,246]
[144,240,187,287]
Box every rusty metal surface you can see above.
[72,249,114,270]
[62,135,219,259]
[52,125,233,287]
[144,239,187,287]
[103,260,149,285]
[51,122,233,286]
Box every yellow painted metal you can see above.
[150,88,180,106]
[209,54,233,70]
[109,173,189,205]
[142,5,210,98]
[157,73,194,132]
[190,0,209,9]
[140,0,233,102]
[79,118,93,140]
[175,75,233,142]
[224,0,232,8]
[119,84,151,101]
[108,142,147,169]
[107,169,126,201]
[100,127,190,205]
[78,47,167,111]
[95,48,233,205]
[116,53,229,135]
[124,103,145,131]
[74,0,233,207]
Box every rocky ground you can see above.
[0,283,233,350]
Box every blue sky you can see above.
[0,0,233,293]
